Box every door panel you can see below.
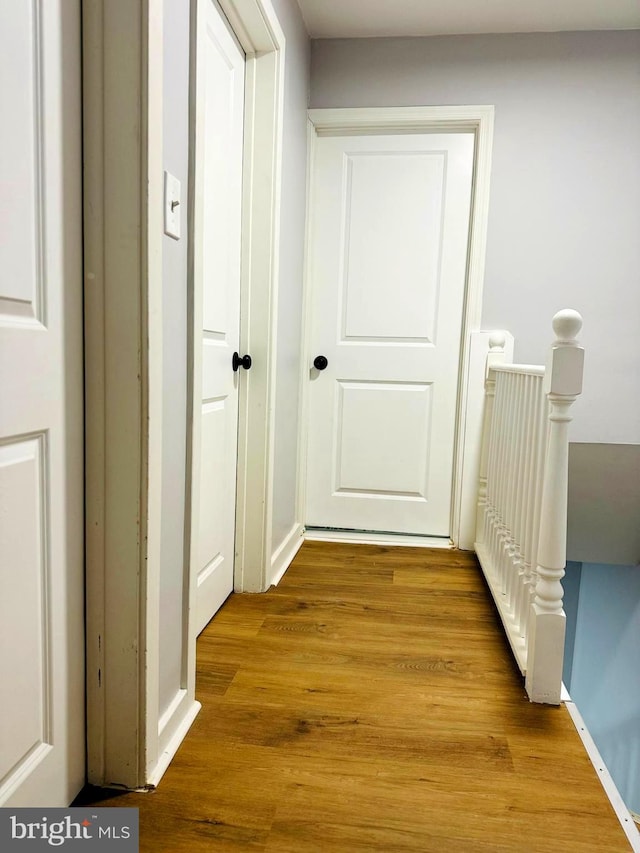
[334,381,432,496]
[0,0,84,806]
[341,151,445,342]
[306,133,474,537]
[193,0,245,635]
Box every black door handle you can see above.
[232,352,252,372]
[313,355,328,371]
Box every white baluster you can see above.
[515,373,536,635]
[525,310,584,704]
[503,372,517,601]
[496,372,514,594]
[476,332,506,548]
[488,374,507,578]
[525,376,547,647]
[507,372,526,614]
[511,373,529,626]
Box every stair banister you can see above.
[525,310,584,703]
[475,310,584,704]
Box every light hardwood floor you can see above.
[77,542,633,851]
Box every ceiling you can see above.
[295,0,640,39]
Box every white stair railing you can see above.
[475,310,584,704]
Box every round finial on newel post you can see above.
[552,309,582,344]
[489,331,507,352]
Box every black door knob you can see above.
[313,355,328,371]
[232,352,252,372]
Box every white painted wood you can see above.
[83,0,166,790]
[475,332,507,546]
[84,0,286,790]
[475,365,547,676]
[142,0,165,786]
[306,131,474,536]
[475,311,585,704]
[457,331,514,549]
[218,0,286,594]
[190,0,245,637]
[294,119,316,535]
[0,0,84,806]
[148,698,201,789]
[526,310,584,704]
[299,106,494,549]
[270,522,305,586]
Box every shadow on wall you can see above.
[563,562,640,815]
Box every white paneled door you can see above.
[306,133,474,537]
[192,0,245,635]
[0,1,84,805]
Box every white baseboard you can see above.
[148,697,201,789]
[305,528,453,549]
[564,699,640,851]
[269,522,305,587]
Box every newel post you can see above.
[475,332,507,546]
[525,310,584,704]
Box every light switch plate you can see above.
[164,171,181,240]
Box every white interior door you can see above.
[192,0,245,635]
[0,0,84,805]
[306,132,474,537]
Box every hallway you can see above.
[78,543,631,850]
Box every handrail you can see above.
[491,364,545,376]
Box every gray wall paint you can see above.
[568,443,640,566]
[269,0,310,554]
[159,0,190,719]
[310,31,640,445]
[567,563,640,815]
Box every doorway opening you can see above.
[299,106,495,552]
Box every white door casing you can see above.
[84,0,285,790]
[305,132,474,537]
[0,0,84,806]
[191,0,246,635]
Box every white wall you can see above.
[567,563,640,815]
[159,0,190,720]
[310,31,640,445]
[269,0,311,557]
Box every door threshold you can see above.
[304,528,453,549]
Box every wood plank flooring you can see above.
[77,542,633,851]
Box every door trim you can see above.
[216,0,285,595]
[83,0,285,790]
[298,106,495,549]
[83,0,165,791]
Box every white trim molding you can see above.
[270,522,305,587]
[300,106,495,548]
[83,0,165,790]
[217,0,286,595]
[84,0,286,790]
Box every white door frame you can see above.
[298,106,495,550]
[83,0,284,790]
[212,0,285,596]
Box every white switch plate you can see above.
[164,171,181,240]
